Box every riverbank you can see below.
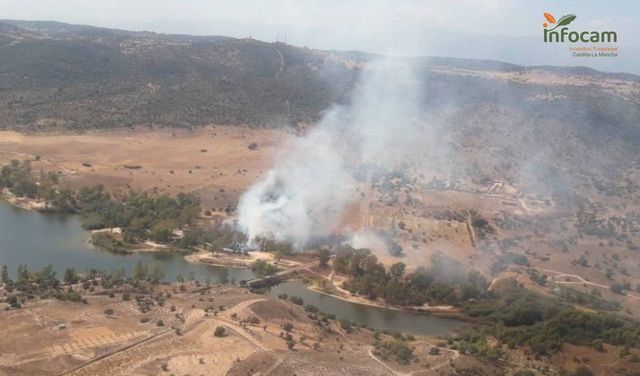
[184,249,262,269]
[3,193,224,259]
[185,249,310,271]
[1,195,203,262]
[188,250,468,318]
[1,191,204,256]
[0,197,473,344]
[290,267,467,318]
[305,280,464,315]
[89,230,194,255]
[267,280,468,337]
[0,190,46,211]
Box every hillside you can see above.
[0,20,359,130]
[1,20,638,134]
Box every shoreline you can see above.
[303,280,464,316]
[184,252,251,269]
[184,249,277,269]
[287,268,473,319]
[0,192,47,212]
[178,250,473,321]
[0,196,201,255]
[1,196,472,322]
[279,277,476,324]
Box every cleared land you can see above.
[0,126,291,210]
[0,284,461,376]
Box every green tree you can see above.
[610,283,624,294]
[133,261,148,281]
[149,225,172,243]
[317,248,331,269]
[35,264,58,288]
[63,268,79,285]
[251,259,278,277]
[390,262,406,279]
[148,263,165,284]
[219,268,230,284]
[1,265,11,285]
[462,270,487,299]
[180,229,201,249]
[37,182,57,203]
[0,160,38,198]
[16,264,30,290]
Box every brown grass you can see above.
[0,126,291,210]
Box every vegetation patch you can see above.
[373,339,415,365]
[1,160,201,249]
[91,232,131,254]
[251,259,279,277]
[333,247,487,306]
[463,281,640,357]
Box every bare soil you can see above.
[0,284,463,376]
[0,126,291,210]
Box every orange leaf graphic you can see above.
[544,12,556,24]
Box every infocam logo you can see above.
[542,12,617,43]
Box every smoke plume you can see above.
[237,58,427,248]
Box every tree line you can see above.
[1,262,168,308]
[1,159,201,245]
[464,280,640,357]
[332,247,488,306]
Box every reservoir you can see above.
[0,199,464,335]
[0,200,253,282]
[267,281,464,336]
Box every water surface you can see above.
[0,200,464,335]
[0,200,254,282]
[267,281,464,336]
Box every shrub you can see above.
[304,304,319,313]
[214,326,226,337]
[288,296,304,305]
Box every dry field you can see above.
[0,284,462,376]
[0,284,254,375]
[0,126,292,210]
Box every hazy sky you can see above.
[2,0,639,73]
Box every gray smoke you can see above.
[237,57,428,248]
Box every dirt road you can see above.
[529,267,640,301]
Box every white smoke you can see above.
[237,127,356,247]
[237,57,427,248]
[346,231,389,254]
